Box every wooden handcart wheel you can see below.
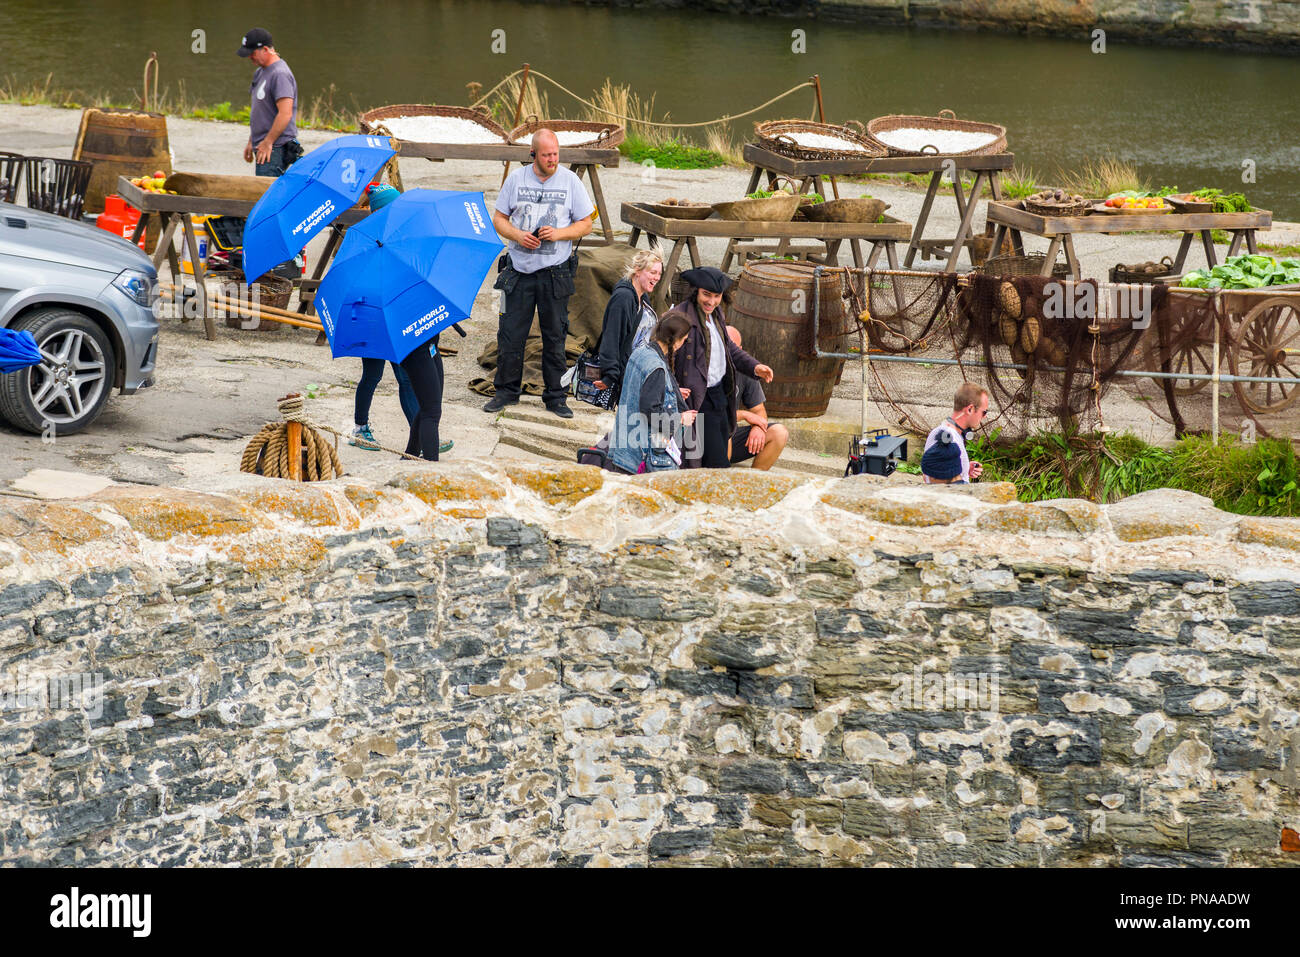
[1229,296,1300,413]
[1151,308,1218,397]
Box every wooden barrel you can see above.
[73,108,172,214]
[727,260,847,419]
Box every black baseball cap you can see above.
[237,28,273,57]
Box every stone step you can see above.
[496,417,596,466]
[495,415,851,479]
[499,403,612,433]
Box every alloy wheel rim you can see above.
[30,329,107,425]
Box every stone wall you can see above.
[1,463,1298,866]
[536,0,1300,50]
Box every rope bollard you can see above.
[240,393,427,481]
[240,393,346,481]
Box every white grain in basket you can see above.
[380,115,505,144]
[512,130,607,146]
[873,128,998,154]
[783,131,872,152]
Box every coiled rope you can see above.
[240,393,427,481]
[240,394,346,481]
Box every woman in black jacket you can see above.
[593,249,663,396]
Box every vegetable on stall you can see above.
[1180,254,1300,290]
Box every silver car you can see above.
[0,201,158,435]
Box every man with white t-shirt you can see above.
[921,382,989,484]
[486,129,595,418]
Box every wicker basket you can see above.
[358,104,508,142]
[802,197,888,223]
[865,110,1007,157]
[712,193,802,223]
[643,201,714,220]
[1109,257,1176,285]
[977,254,1070,280]
[212,269,293,328]
[753,119,884,161]
[1023,198,1093,218]
[508,117,624,149]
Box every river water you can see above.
[4,0,1298,217]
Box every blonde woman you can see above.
[593,248,663,398]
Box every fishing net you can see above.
[842,269,1300,444]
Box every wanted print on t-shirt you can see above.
[511,185,567,255]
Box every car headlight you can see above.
[112,269,153,307]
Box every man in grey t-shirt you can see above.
[237,28,300,176]
[485,129,594,418]
[237,27,302,278]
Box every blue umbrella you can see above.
[0,327,41,374]
[241,133,396,281]
[315,189,502,363]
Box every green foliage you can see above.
[1059,156,1147,198]
[1002,166,1040,200]
[188,101,251,124]
[968,429,1300,515]
[620,136,726,169]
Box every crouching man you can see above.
[921,382,989,484]
[726,325,788,471]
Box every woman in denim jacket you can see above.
[609,312,697,474]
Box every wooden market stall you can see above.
[621,201,912,308]
[118,175,368,339]
[360,106,622,246]
[743,145,1015,273]
[985,200,1273,278]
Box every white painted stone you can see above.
[714,723,751,754]
[1133,713,1168,756]
[1161,738,1214,789]
[843,730,914,765]
[1189,689,1229,712]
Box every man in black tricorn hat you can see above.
[667,266,774,468]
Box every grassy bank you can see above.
[904,430,1300,516]
[0,73,360,130]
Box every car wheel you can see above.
[0,308,116,436]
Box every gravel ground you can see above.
[3,103,1297,489]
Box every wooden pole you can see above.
[501,63,532,187]
[286,420,303,481]
[811,75,841,200]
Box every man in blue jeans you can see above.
[486,129,594,418]
[238,27,303,278]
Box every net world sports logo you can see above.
[50,887,151,938]
[292,199,336,237]
[402,303,448,338]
